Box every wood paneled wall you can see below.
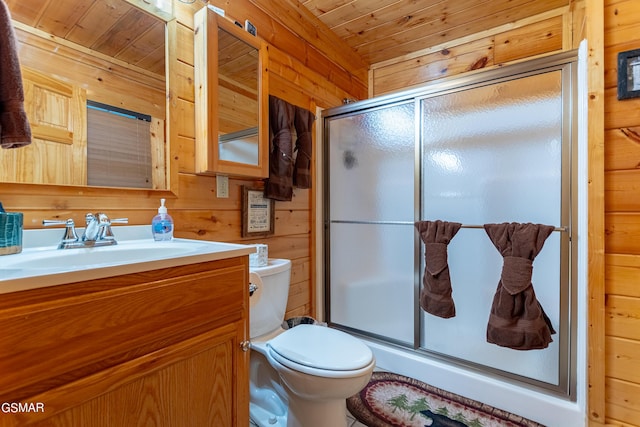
[6,1,638,424]
[369,4,583,97]
[603,0,640,425]
[13,22,166,120]
[170,0,367,319]
[0,0,364,322]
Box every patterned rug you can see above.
[347,372,545,427]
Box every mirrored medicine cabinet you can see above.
[194,6,269,178]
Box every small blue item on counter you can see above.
[151,198,174,241]
[0,203,23,255]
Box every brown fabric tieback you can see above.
[292,106,315,189]
[265,95,295,201]
[483,222,556,350]
[0,0,32,149]
[415,220,462,318]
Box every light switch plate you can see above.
[216,175,229,198]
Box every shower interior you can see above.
[322,51,584,422]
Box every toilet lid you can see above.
[267,324,373,371]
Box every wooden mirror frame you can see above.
[1,3,179,206]
[194,7,269,178]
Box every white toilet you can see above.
[249,259,375,427]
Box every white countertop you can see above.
[0,226,255,294]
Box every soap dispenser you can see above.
[151,198,174,241]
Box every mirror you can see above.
[1,0,173,190]
[194,7,269,178]
[217,27,259,165]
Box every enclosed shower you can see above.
[322,50,587,426]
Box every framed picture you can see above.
[617,48,640,100]
[241,186,275,237]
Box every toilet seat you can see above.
[267,324,374,378]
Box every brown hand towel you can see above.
[483,222,556,350]
[265,95,295,201]
[415,220,462,318]
[292,106,315,189]
[0,0,31,149]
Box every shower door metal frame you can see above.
[322,50,579,399]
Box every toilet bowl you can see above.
[248,259,375,427]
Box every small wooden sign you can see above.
[241,186,275,237]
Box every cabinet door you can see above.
[27,322,248,427]
[193,7,269,178]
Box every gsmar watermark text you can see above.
[1,402,45,413]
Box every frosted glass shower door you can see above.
[327,102,416,344]
[419,70,568,385]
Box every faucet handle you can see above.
[96,216,128,241]
[43,218,79,246]
[96,213,110,225]
[94,213,128,225]
[42,218,74,227]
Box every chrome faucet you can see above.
[82,213,100,241]
[43,213,128,249]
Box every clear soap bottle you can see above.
[151,198,174,241]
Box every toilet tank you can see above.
[249,258,292,338]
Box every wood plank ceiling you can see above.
[6,0,165,76]
[300,0,572,65]
[7,0,572,77]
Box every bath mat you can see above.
[347,371,545,427]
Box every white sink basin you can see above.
[0,227,255,294]
[2,240,216,270]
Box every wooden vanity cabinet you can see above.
[0,256,250,427]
